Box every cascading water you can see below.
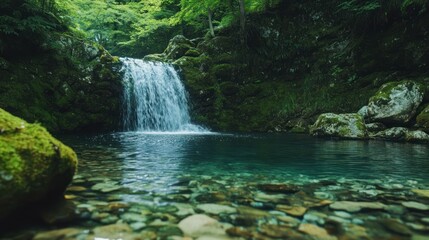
[120,57,206,132]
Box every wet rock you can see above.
[91,182,121,193]
[253,192,289,204]
[108,201,130,212]
[365,122,387,132]
[178,214,231,239]
[121,212,147,222]
[303,212,327,225]
[157,226,183,238]
[237,206,270,218]
[226,227,254,238]
[381,219,412,236]
[330,201,386,212]
[92,223,138,240]
[195,192,227,202]
[130,222,146,231]
[66,186,87,192]
[416,105,429,132]
[277,205,307,217]
[257,184,300,194]
[173,203,195,217]
[298,223,337,240]
[196,204,237,215]
[373,127,408,140]
[401,201,429,211]
[405,130,429,143]
[341,224,369,240]
[422,217,429,224]
[38,199,78,224]
[310,113,367,139]
[277,215,301,227]
[33,228,83,240]
[366,80,424,124]
[412,189,429,199]
[0,109,78,220]
[333,211,352,219]
[259,224,305,239]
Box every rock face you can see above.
[0,109,78,220]
[366,81,424,124]
[310,113,367,139]
[416,105,429,133]
[0,34,122,133]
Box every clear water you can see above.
[64,132,429,189]
[120,58,204,132]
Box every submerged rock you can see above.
[329,201,386,212]
[178,214,231,239]
[0,109,78,220]
[366,81,424,124]
[310,113,367,139]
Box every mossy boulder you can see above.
[0,109,77,220]
[310,113,367,139]
[416,105,429,132]
[366,81,424,124]
[164,35,195,60]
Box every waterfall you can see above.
[120,57,205,132]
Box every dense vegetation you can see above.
[1,0,429,132]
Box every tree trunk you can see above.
[208,8,215,37]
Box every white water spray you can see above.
[120,57,206,132]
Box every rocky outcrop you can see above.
[365,81,424,125]
[416,105,429,133]
[0,34,122,132]
[0,108,78,220]
[310,113,367,139]
[373,127,429,143]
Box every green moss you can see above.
[0,108,77,219]
[416,105,429,131]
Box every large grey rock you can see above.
[366,81,424,124]
[373,127,429,143]
[310,113,367,139]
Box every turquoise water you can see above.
[3,133,429,239]
[64,132,429,187]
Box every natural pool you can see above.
[3,133,429,239]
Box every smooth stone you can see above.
[381,219,412,236]
[67,186,87,192]
[149,219,172,227]
[157,226,183,238]
[91,182,121,193]
[237,206,270,218]
[422,217,429,224]
[333,211,352,219]
[92,223,133,238]
[257,184,300,194]
[342,224,369,239]
[226,227,254,238]
[121,213,147,222]
[64,194,78,200]
[173,203,195,217]
[277,215,301,227]
[254,192,288,203]
[130,222,146,231]
[412,189,429,198]
[108,202,130,211]
[91,212,110,221]
[277,205,307,217]
[401,201,429,211]
[87,200,109,206]
[314,192,333,200]
[259,224,305,239]
[77,204,96,212]
[385,205,405,215]
[178,214,231,238]
[196,204,237,215]
[303,212,326,225]
[33,228,83,240]
[330,201,386,212]
[327,216,350,223]
[407,223,428,231]
[298,223,337,240]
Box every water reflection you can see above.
[60,133,429,195]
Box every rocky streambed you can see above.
[4,170,429,240]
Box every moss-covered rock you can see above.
[310,113,367,139]
[0,108,77,220]
[373,127,429,143]
[164,35,195,60]
[366,81,424,125]
[416,105,429,133]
